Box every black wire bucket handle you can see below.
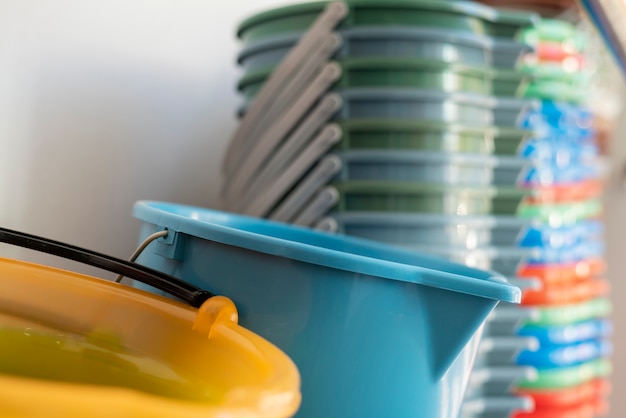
[0,227,213,308]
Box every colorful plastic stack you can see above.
[503,18,613,418]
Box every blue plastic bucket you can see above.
[518,161,606,186]
[519,101,594,131]
[524,242,605,266]
[518,319,613,346]
[474,333,611,370]
[516,339,612,370]
[132,201,520,418]
[519,137,600,163]
[519,220,604,249]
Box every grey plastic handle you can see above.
[461,396,533,417]
[249,34,342,144]
[223,33,342,180]
[478,336,540,355]
[222,1,347,174]
[270,155,342,223]
[504,277,542,291]
[238,124,342,217]
[225,62,342,208]
[468,366,538,387]
[488,305,541,324]
[225,94,342,206]
[233,124,341,213]
[234,123,341,213]
[293,186,340,227]
[314,216,339,233]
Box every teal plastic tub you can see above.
[492,69,531,97]
[493,97,539,126]
[494,126,534,155]
[333,182,527,215]
[237,27,533,72]
[240,89,532,129]
[238,0,496,43]
[238,27,495,71]
[487,8,538,38]
[333,120,496,154]
[333,120,531,155]
[238,58,495,98]
[336,89,496,126]
[333,150,496,185]
[492,38,533,69]
[239,62,529,99]
[237,0,537,43]
[406,245,533,275]
[132,201,520,418]
[327,213,529,247]
[332,150,526,186]
[494,156,527,186]
[238,88,496,126]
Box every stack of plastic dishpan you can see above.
[499,19,612,418]
[220,0,538,229]
[220,2,539,418]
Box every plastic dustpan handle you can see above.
[0,227,213,308]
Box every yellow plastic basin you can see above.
[0,257,301,418]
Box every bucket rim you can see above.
[133,201,521,303]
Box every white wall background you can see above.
[0,0,302,271]
[0,1,624,416]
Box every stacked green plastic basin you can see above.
[235,0,537,220]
